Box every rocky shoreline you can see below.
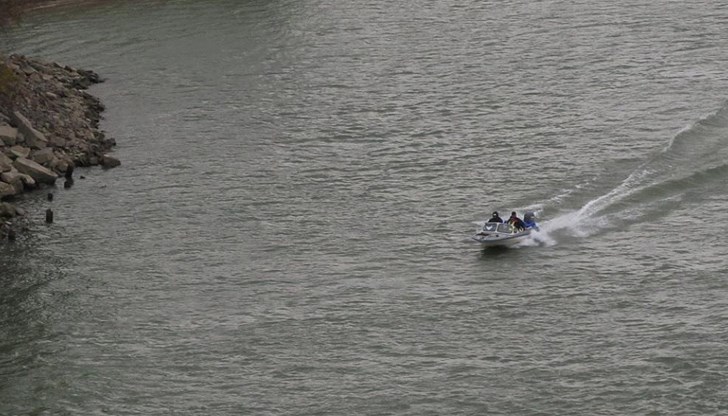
[0,54,118,241]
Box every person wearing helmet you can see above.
[487,211,504,223]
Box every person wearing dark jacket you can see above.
[507,211,526,230]
[487,211,503,223]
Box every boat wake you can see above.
[531,102,728,245]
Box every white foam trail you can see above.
[516,228,556,247]
[513,103,728,247]
[541,182,588,207]
[528,168,645,240]
[527,171,648,242]
[576,169,649,220]
[662,106,726,153]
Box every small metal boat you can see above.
[472,222,533,248]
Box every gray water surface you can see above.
[2,1,728,414]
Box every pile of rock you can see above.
[0,54,119,239]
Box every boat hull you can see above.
[472,226,532,248]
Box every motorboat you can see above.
[473,211,539,248]
[472,222,533,248]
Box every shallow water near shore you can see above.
[3,1,728,414]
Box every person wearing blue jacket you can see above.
[523,211,538,229]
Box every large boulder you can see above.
[100,154,121,169]
[18,173,37,190]
[9,146,30,159]
[0,125,17,146]
[11,111,48,150]
[31,147,56,166]
[0,181,17,199]
[49,157,69,174]
[48,135,66,148]
[0,202,18,217]
[1,170,24,193]
[0,153,13,172]
[13,157,58,185]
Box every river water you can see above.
[2,1,728,414]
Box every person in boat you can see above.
[487,211,503,223]
[523,211,538,229]
[507,211,527,231]
[478,211,503,235]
